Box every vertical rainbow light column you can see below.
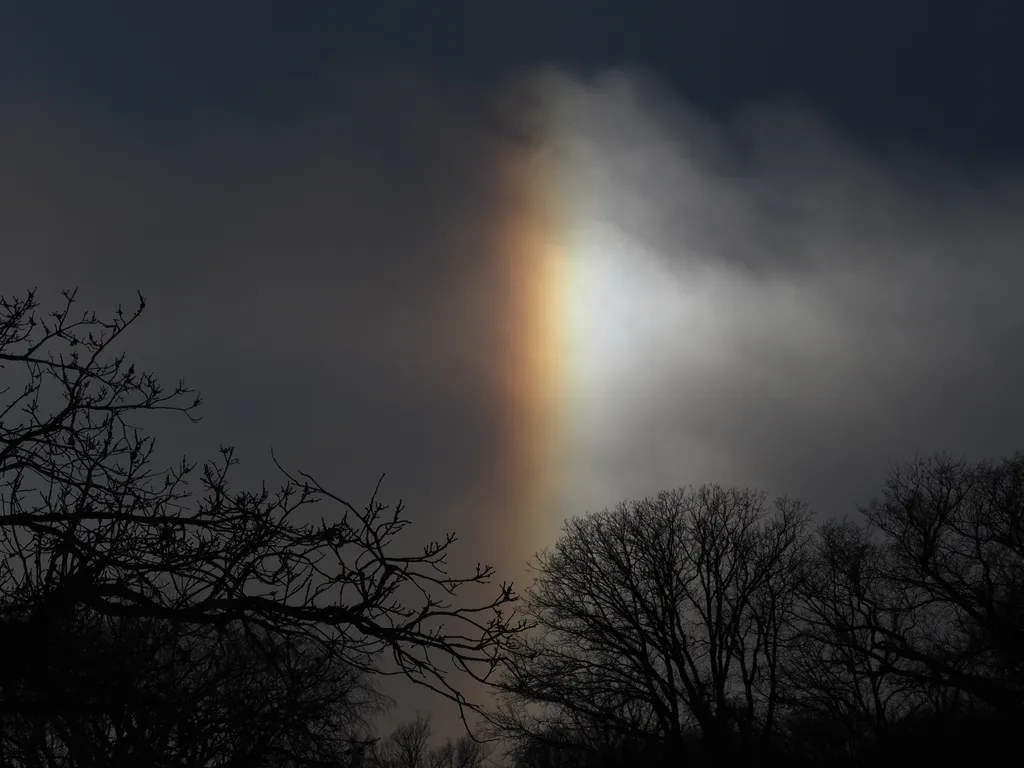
[492,72,699,565]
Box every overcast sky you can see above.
[2,0,1021,738]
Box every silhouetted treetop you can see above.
[494,457,1024,767]
[496,485,811,765]
[0,289,526,737]
[862,452,1024,709]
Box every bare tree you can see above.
[368,715,490,768]
[372,714,433,768]
[787,518,928,745]
[0,289,526,763]
[782,453,1024,763]
[860,453,1024,710]
[429,733,490,768]
[495,485,810,764]
[429,739,454,768]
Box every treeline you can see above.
[1,290,1021,767]
[491,455,1024,767]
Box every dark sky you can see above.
[2,1,1020,161]
[2,0,1022,738]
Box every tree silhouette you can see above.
[371,714,433,768]
[494,459,1024,766]
[859,453,1024,711]
[494,485,810,766]
[365,714,490,768]
[429,732,489,768]
[0,289,526,764]
[786,518,924,745]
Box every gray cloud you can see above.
[538,67,1024,525]
[2,64,523,507]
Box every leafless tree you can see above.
[859,453,1024,710]
[494,485,811,764]
[367,713,493,768]
[429,732,490,768]
[0,289,526,764]
[368,714,491,768]
[371,714,434,768]
[781,453,1024,763]
[787,518,928,745]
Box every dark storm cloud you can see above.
[1,64,527,513]
[541,68,1024,521]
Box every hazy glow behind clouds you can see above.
[538,68,1024,534]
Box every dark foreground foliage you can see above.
[0,290,525,766]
